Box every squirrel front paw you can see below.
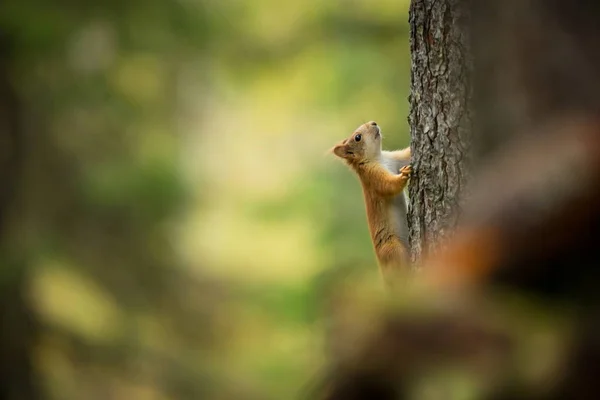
[399,165,412,181]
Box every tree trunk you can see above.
[0,32,38,400]
[407,0,472,264]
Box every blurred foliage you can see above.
[0,0,412,399]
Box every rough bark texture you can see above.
[407,0,471,264]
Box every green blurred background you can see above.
[2,0,412,398]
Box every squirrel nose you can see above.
[369,121,378,126]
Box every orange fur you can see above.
[332,121,412,288]
[358,163,411,288]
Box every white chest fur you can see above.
[379,151,410,248]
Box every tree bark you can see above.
[407,0,471,264]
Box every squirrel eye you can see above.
[354,134,362,142]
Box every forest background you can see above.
[0,0,414,399]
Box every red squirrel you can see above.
[331,121,411,288]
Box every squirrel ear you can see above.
[332,140,351,158]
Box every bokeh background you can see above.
[1,0,412,398]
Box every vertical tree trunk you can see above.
[0,32,38,400]
[407,0,471,264]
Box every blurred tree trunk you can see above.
[0,32,38,400]
[407,0,472,264]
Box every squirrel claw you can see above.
[399,165,412,178]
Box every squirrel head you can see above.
[332,121,382,164]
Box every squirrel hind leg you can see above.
[377,238,410,289]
